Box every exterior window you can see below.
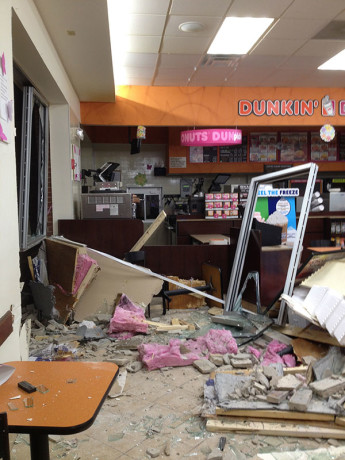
[16,86,49,250]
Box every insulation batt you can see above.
[247,345,261,359]
[139,329,238,371]
[262,339,296,367]
[108,294,148,334]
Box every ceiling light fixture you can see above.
[318,49,345,70]
[107,0,130,88]
[208,17,274,55]
[179,22,204,33]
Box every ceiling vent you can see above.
[201,54,241,68]
[313,20,345,40]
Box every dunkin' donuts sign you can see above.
[181,128,242,146]
[238,96,345,117]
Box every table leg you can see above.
[30,433,50,460]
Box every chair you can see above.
[0,412,10,460]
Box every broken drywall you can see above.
[73,248,163,321]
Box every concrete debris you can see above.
[209,354,225,366]
[146,447,161,458]
[266,390,289,404]
[275,374,302,391]
[310,376,345,398]
[193,359,217,374]
[230,358,253,369]
[126,360,143,373]
[164,440,171,456]
[288,389,313,411]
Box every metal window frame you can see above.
[224,162,319,326]
[18,86,49,251]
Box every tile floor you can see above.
[8,304,345,459]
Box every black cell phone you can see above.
[18,380,37,393]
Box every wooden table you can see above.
[190,234,230,245]
[0,361,118,460]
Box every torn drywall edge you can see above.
[19,319,31,360]
[74,248,164,321]
[89,248,225,305]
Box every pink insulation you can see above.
[108,294,148,334]
[195,329,238,355]
[73,253,98,295]
[138,339,201,371]
[247,346,261,359]
[262,340,296,367]
[138,329,238,371]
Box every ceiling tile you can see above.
[126,35,162,53]
[295,39,345,57]
[237,54,287,68]
[170,0,231,17]
[230,67,277,85]
[123,53,158,67]
[261,68,317,86]
[161,36,212,54]
[123,67,156,78]
[283,0,345,20]
[127,14,166,36]
[279,55,327,69]
[252,38,307,56]
[153,75,190,86]
[125,0,170,15]
[228,0,294,18]
[268,18,327,40]
[165,15,221,37]
[158,54,201,69]
[124,77,154,85]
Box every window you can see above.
[15,83,49,250]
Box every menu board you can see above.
[310,132,337,161]
[190,146,203,163]
[249,133,277,162]
[219,135,248,162]
[203,146,218,162]
[189,146,217,163]
[338,133,345,161]
[280,132,308,162]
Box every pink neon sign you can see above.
[180,128,242,146]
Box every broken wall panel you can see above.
[74,248,163,322]
[46,238,84,292]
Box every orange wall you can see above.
[81,86,345,127]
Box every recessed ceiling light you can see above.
[208,17,274,55]
[179,22,204,33]
[318,49,345,70]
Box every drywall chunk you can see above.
[230,359,253,369]
[193,359,217,374]
[310,376,345,398]
[209,354,224,367]
[263,363,284,380]
[288,389,313,411]
[276,374,302,391]
[266,390,289,404]
[146,447,160,458]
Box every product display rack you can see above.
[205,192,239,219]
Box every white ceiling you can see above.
[32,0,345,103]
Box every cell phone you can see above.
[18,380,37,393]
